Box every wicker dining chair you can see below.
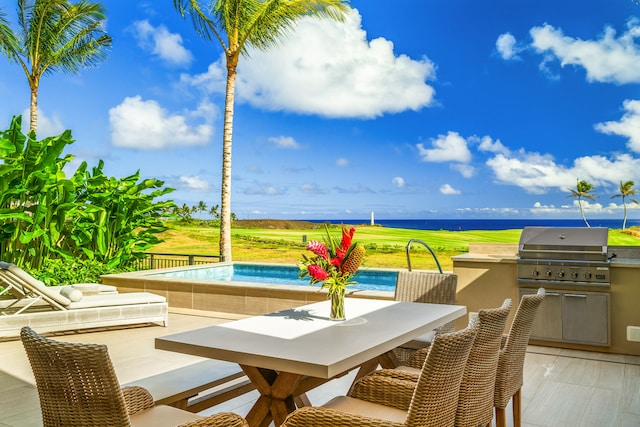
[392,271,458,364]
[20,326,248,427]
[281,319,478,427]
[494,288,546,427]
[351,299,513,427]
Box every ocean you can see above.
[309,218,638,231]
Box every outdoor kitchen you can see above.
[452,226,640,356]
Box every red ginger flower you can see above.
[335,227,355,261]
[307,264,329,281]
[306,240,328,260]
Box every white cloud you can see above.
[109,96,214,149]
[336,158,349,167]
[486,149,640,194]
[569,199,604,212]
[21,108,65,137]
[335,184,375,194]
[300,182,328,194]
[452,163,475,178]
[267,136,300,149]
[180,61,226,93]
[184,8,436,118]
[178,176,210,191]
[131,20,193,67]
[243,182,286,195]
[496,33,523,60]
[532,202,557,212]
[595,99,640,152]
[477,136,510,156]
[392,176,405,188]
[440,184,461,195]
[417,131,472,163]
[529,19,640,84]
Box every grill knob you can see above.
[557,271,565,278]
[571,271,579,279]
[585,272,592,280]
[532,269,539,277]
[545,270,552,278]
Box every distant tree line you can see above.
[172,201,237,224]
[568,179,639,229]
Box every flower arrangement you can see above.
[299,225,366,319]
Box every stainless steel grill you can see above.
[517,226,610,288]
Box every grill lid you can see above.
[518,227,609,261]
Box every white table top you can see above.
[155,298,466,378]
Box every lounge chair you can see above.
[0,265,41,315]
[0,262,168,339]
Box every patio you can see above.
[1,309,640,427]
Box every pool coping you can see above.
[101,262,397,316]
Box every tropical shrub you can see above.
[32,258,131,287]
[0,115,175,270]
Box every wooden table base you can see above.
[240,353,398,427]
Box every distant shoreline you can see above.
[236,218,633,232]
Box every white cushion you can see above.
[60,286,83,302]
[323,396,407,423]
[67,292,166,309]
[72,283,118,295]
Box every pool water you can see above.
[152,263,398,292]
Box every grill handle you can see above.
[520,248,606,256]
[565,293,587,298]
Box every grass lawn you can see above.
[152,221,640,271]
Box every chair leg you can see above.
[513,388,522,427]
[495,406,507,427]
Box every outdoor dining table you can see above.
[155,297,466,427]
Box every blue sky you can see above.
[2,0,640,220]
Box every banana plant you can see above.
[0,115,175,270]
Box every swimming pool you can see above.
[151,263,399,292]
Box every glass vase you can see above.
[329,287,346,320]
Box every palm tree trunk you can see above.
[219,53,238,261]
[623,199,628,230]
[579,199,590,227]
[29,82,38,133]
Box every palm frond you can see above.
[174,0,227,49]
[241,0,349,54]
[0,8,22,61]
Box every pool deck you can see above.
[3,309,640,427]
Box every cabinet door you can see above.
[519,289,563,341]
[562,292,609,346]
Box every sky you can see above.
[1,0,640,221]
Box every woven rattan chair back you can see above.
[404,319,478,427]
[21,326,132,427]
[456,298,512,427]
[494,288,545,427]
[394,271,458,333]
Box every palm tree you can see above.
[567,179,596,227]
[0,0,111,132]
[196,200,207,220]
[209,204,220,220]
[611,180,639,230]
[172,0,349,261]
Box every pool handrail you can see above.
[406,239,443,274]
